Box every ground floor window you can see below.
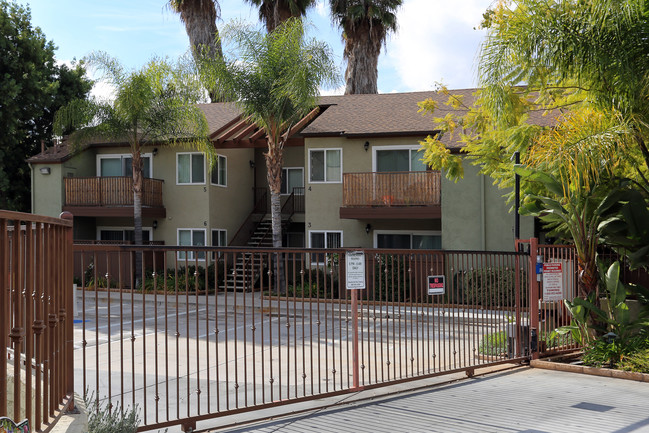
[178,228,206,260]
[98,227,151,243]
[309,230,342,264]
[211,229,227,259]
[375,231,441,250]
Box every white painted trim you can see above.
[210,228,228,246]
[96,153,153,177]
[176,152,206,185]
[176,228,208,261]
[308,230,343,265]
[372,145,424,173]
[308,148,342,184]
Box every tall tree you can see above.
[55,52,213,278]
[243,0,315,33]
[0,0,91,211]
[419,0,649,296]
[200,18,337,289]
[330,0,402,94]
[168,0,223,102]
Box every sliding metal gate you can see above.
[73,245,530,431]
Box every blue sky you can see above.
[22,0,494,97]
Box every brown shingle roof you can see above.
[302,90,475,138]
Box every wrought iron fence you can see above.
[1,210,74,432]
[73,244,530,431]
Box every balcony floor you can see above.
[340,205,441,220]
[62,206,166,218]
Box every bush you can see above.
[618,348,649,373]
[372,254,409,302]
[285,268,339,299]
[86,393,139,433]
[582,334,649,369]
[479,330,507,356]
[462,267,527,307]
[137,262,227,293]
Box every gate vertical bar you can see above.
[352,289,359,389]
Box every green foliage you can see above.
[478,330,507,356]
[583,335,649,370]
[86,393,139,433]
[372,254,409,302]
[0,0,91,211]
[462,267,527,307]
[287,268,339,298]
[617,347,649,373]
[137,263,227,293]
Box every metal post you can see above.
[352,289,359,389]
[529,237,540,360]
[60,211,75,396]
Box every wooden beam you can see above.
[339,206,441,220]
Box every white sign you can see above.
[543,262,564,301]
[346,251,366,290]
[428,275,445,295]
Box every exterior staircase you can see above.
[221,219,272,291]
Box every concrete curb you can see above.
[530,358,649,383]
[51,393,88,433]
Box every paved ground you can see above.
[207,367,649,433]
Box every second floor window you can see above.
[177,153,205,185]
[210,155,227,186]
[98,154,151,178]
[309,149,341,183]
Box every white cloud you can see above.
[384,0,493,91]
[314,1,328,18]
[319,85,345,96]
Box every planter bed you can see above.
[531,354,649,383]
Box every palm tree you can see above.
[244,0,316,33]
[200,18,338,290]
[168,0,223,102]
[54,52,213,282]
[330,0,402,94]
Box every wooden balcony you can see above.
[341,171,441,219]
[63,177,166,218]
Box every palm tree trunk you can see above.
[344,23,381,94]
[177,1,224,102]
[266,140,285,294]
[132,151,144,287]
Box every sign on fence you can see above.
[346,251,366,289]
[543,262,563,301]
[428,275,445,295]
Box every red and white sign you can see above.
[543,262,563,301]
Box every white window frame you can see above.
[372,145,425,172]
[373,230,442,250]
[96,153,153,177]
[176,152,206,185]
[210,154,228,187]
[96,226,153,243]
[177,228,207,261]
[308,148,342,184]
[308,230,343,265]
[211,228,227,259]
[281,167,304,195]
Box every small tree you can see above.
[55,52,213,281]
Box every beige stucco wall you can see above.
[304,136,426,249]
[441,163,534,251]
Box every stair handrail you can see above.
[229,189,268,246]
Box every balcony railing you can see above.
[342,171,441,207]
[64,176,164,207]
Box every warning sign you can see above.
[428,275,445,295]
[346,251,366,290]
[543,262,563,301]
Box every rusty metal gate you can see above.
[73,245,531,431]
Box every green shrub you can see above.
[372,254,409,302]
[583,334,649,368]
[462,267,527,307]
[285,268,339,298]
[618,348,649,373]
[479,330,507,356]
[136,262,227,293]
